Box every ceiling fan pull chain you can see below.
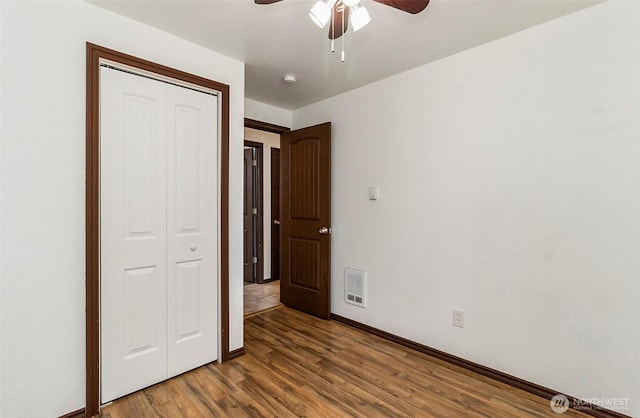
[331,5,335,53]
[341,6,346,62]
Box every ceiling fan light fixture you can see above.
[258,0,432,63]
[308,0,336,28]
[350,4,371,32]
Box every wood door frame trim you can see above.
[244,140,265,284]
[227,347,246,360]
[85,42,231,417]
[331,314,630,418]
[270,147,280,281]
[244,118,290,134]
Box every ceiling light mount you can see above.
[283,74,296,84]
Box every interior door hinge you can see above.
[252,159,257,167]
[252,257,258,264]
[252,208,258,215]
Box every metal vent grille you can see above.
[345,268,366,308]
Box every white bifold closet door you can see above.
[100,66,218,403]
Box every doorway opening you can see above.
[243,120,288,316]
[243,140,264,284]
[242,119,332,319]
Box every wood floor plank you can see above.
[258,347,377,417]
[175,369,230,416]
[147,383,193,417]
[99,306,590,418]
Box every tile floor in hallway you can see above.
[244,279,281,316]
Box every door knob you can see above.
[273,220,280,225]
[190,243,197,251]
[319,227,332,235]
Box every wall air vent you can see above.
[345,268,366,308]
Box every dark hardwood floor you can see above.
[98,306,588,417]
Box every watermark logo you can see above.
[549,394,629,414]
[574,397,629,412]
[550,394,570,414]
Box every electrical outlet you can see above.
[453,309,464,328]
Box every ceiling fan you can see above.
[255,0,430,40]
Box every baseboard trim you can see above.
[58,408,85,418]
[227,346,245,361]
[331,314,629,418]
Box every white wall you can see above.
[245,98,292,128]
[0,1,3,405]
[0,1,245,416]
[293,2,640,416]
[244,128,281,281]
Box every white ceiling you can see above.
[88,0,602,110]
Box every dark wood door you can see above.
[271,148,280,281]
[243,148,255,282]
[280,122,331,319]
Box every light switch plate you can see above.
[453,309,464,328]
[368,186,379,200]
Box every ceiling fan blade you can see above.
[373,0,430,14]
[254,0,283,4]
[328,4,350,40]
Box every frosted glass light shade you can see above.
[350,5,371,32]
[309,0,333,28]
[343,0,360,7]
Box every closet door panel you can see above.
[100,67,168,403]
[166,84,219,377]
